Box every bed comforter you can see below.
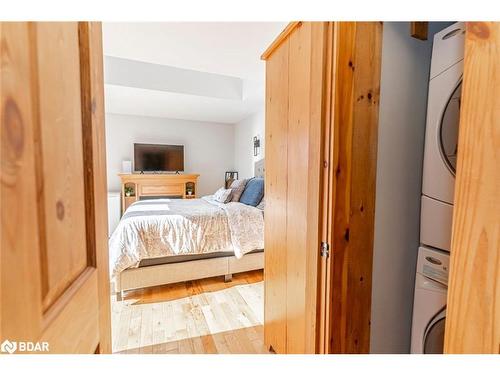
[109,196,264,279]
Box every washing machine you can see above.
[420,22,465,252]
[410,246,449,354]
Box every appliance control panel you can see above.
[417,246,450,286]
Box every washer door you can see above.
[423,308,446,354]
[440,80,462,175]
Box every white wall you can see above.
[233,109,265,179]
[370,22,452,353]
[105,113,235,196]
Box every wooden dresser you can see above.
[119,173,199,213]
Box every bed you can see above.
[109,160,265,300]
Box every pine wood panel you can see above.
[263,35,289,354]
[262,21,380,354]
[261,22,301,60]
[286,22,326,354]
[35,22,89,312]
[263,22,329,354]
[327,22,382,354]
[410,22,428,40]
[329,22,357,354]
[40,270,100,353]
[140,183,184,195]
[1,21,45,344]
[78,22,112,353]
[0,22,110,353]
[346,22,382,353]
[286,21,313,354]
[444,22,500,354]
[118,173,200,212]
[305,22,329,354]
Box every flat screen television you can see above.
[134,143,184,173]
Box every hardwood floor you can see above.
[116,326,266,354]
[111,270,268,354]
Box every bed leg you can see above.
[115,274,123,301]
[224,274,233,283]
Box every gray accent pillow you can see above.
[213,188,233,203]
[230,179,248,202]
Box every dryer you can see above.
[410,246,449,354]
[420,22,465,251]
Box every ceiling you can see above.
[102,22,286,124]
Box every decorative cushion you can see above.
[239,178,264,207]
[230,179,248,202]
[213,188,233,203]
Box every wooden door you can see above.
[444,22,500,354]
[0,22,111,353]
[262,22,330,354]
[319,22,382,354]
[263,21,381,354]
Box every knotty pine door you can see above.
[263,22,329,354]
[444,22,500,354]
[263,22,382,354]
[0,22,111,353]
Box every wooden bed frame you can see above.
[114,159,266,301]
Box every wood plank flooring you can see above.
[111,270,268,354]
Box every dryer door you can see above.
[422,61,463,205]
[440,80,462,175]
[423,308,446,354]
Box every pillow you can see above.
[256,196,265,210]
[239,178,264,206]
[229,179,248,202]
[213,188,233,203]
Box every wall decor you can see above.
[225,171,239,188]
[253,135,261,156]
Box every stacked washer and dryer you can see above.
[410,22,465,354]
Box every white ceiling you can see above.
[102,22,286,124]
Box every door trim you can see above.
[77,22,112,354]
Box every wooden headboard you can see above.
[254,159,265,178]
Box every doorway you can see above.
[102,22,278,354]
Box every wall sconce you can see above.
[253,135,261,157]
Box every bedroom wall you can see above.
[105,113,235,196]
[370,22,452,353]
[233,109,265,179]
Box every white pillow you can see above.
[256,196,265,210]
[213,188,233,203]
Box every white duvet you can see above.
[108,196,264,279]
